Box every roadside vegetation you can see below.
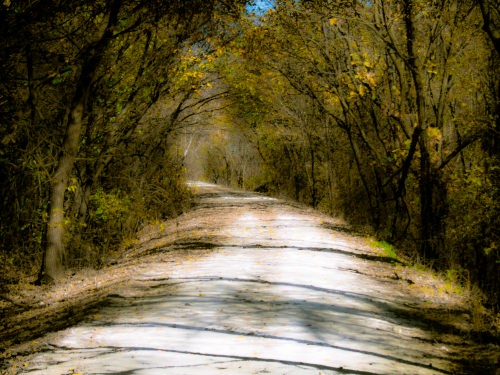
[194,0,499,316]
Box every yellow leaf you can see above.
[426,126,442,141]
[329,18,336,26]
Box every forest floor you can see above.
[1,182,499,374]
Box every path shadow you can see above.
[86,275,454,374]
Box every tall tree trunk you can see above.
[346,126,376,223]
[418,139,436,260]
[309,140,317,208]
[402,0,439,261]
[40,1,120,281]
[44,100,85,280]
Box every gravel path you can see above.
[17,183,468,374]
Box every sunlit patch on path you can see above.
[20,183,463,374]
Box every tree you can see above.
[0,0,248,284]
[41,0,248,281]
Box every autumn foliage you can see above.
[211,0,499,310]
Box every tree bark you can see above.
[44,100,85,280]
[402,0,438,261]
[40,1,121,281]
[418,139,437,260]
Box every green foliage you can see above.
[444,268,469,289]
[369,239,398,260]
[66,158,193,269]
[89,189,131,229]
[63,189,132,267]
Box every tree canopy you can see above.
[197,0,499,309]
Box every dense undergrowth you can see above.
[196,0,500,313]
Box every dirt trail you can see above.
[5,183,498,374]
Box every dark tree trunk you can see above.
[418,141,437,261]
[40,0,121,281]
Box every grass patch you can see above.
[368,239,398,260]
